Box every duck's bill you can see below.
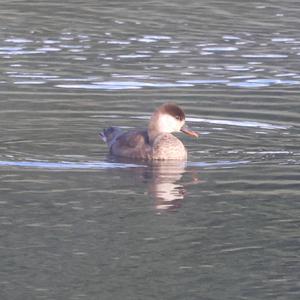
[181,126,199,138]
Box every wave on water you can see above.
[188,160,251,168]
[0,160,142,170]
[187,117,290,130]
[0,159,251,170]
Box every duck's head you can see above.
[148,103,198,142]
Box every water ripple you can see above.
[242,54,288,58]
[2,29,300,90]
[0,160,143,170]
[177,79,230,84]
[56,81,193,90]
[202,46,239,52]
[188,160,250,168]
[187,118,290,130]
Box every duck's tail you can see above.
[99,131,107,143]
[99,127,123,147]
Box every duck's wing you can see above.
[114,129,149,148]
[110,129,151,159]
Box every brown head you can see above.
[148,103,198,142]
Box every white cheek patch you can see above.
[158,114,181,132]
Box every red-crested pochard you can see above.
[100,103,198,160]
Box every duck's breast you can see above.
[152,133,187,160]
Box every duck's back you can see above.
[110,129,153,160]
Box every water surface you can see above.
[1,0,300,299]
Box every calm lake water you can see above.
[1,0,300,299]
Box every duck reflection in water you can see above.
[146,160,187,211]
[114,158,201,212]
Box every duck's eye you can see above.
[175,115,180,120]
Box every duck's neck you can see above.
[147,114,162,144]
[148,125,160,144]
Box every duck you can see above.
[99,103,198,160]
